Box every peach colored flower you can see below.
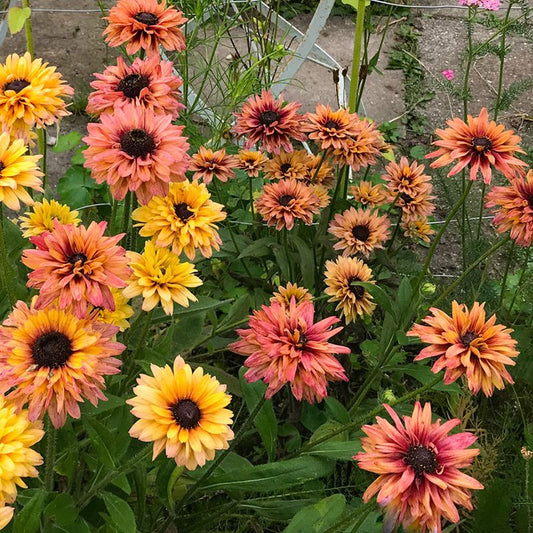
[104,0,187,57]
[255,178,320,230]
[0,300,124,428]
[86,55,183,118]
[350,180,387,208]
[83,103,189,204]
[332,118,387,172]
[324,256,376,323]
[233,90,306,154]
[407,301,518,396]
[236,150,268,177]
[354,402,483,533]
[329,207,390,257]
[426,107,527,184]
[230,299,349,403]
[22,221,131,319]
[486,168,533,246]
[190,147,238,184]
[303,104,361,151]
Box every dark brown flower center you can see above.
[324,120,340,130]
[120,128,156,158]
[278,194,295,207]
[529,195,533,209]
[472,137,492,153]
[117,74,150,99]
[400,193,414,205]
[174,202,194,222]
[404,444,439,477]
[68,252,87,265]
[259,110,280,126]
[461,331,477,347]
[32,331,73,369]
[280,163,292,173]
[134,12,159,25]
[348,277,365,299]
[4,79,30,93]
[170,399,201,429]
[0,162,5,173]
[351,224,370,242]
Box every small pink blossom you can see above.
[458,0,500,10]
[442,70,454,81]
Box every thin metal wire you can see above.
[0,1,524,14]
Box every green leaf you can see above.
[239,497,316,521]
[472,479,513,533]
[52,131,83,152]
[8,7,31,35]
[151,296,232,324]
[83,417,116,468]
[351,281,397,320]
[190,363,241,397]
[305,440,361,461]
[201,456,333,493]
[395,276,413,318]
[341,0,371,9]
[171,312,207,352]
[237,236,276,259]
[324,397,350,424]
[57,166,92,208]
[240,368,278,461]
[218,293,251,329]
[102,492,136,533]
[409,145,427,160]
[13,489,46,533]
[284,494,346,533]
[290,236,315,290]
[392,364,461,393]
[44,493,78,526]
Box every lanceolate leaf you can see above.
[201,456,333,493]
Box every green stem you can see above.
[79,446,152,510]
[22,0,34,58]
[157,397,267,532]
[121,191,132,235]
[120,309,153,394]
[0,205,15,306]
[462,7,476,120]
[37,129,47,185]
[414,181,474,295]
[475,182,486,240]
[508,247,531,314]
[494,0,514,120]
[300,374,443,452]
[348,0,367,112]
[432,236,510,308]
[43,417,56,492]
[498,239,515,307]
[248,175,255,220]
[109,199,118,235]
